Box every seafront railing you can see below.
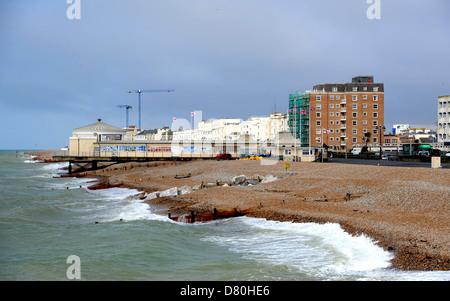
[53,150,220,159]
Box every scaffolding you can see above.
[289,92,310,147]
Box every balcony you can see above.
[340,116,347,121]
[340,99,347,105]
[340,107,347,113]
[340,124,347,130]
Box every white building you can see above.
[172,114,288,143]
[240,116,270,141]
[268,112,289,140]
[133,127,173,141]
[173,118,242,141]
[392,124,410,135]
[438,95,450,142]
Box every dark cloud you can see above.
[1,0,449,148]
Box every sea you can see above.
[0,150,449,282]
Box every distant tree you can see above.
[363,132,371,147]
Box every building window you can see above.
[316,121,321,126]
[330,112,334,117]
[373,120,378,126]
[317,104,322,110]
[373,95,378,101]
[363,112,368,117]
[363,120,367,125]
[330,104,334,108]
[352,95,358,101]
[373,104,378,109]
[363,95,367,100]
[352,104,357,109]
[374,87,379,92]
[373,112,378,118]
[330,120,334,125]
[353,87,358,91]
[336,95,340,100]
[363,103,368,108]
[317,96,322,101]
[330,137,334,141]
[352,137,357,143]
[352,112,357,118]
[332,87,338,92]
[316,129,321,134]
[373,137,378,143]
[336,104,340,108]
[330,96,334,100]
[316,112,321,118]
[373,129,378,134]
[363,129,367,133]
[363,87,368,91]
[352,129,358,135]
[352,120,357,126]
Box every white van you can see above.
[351,148,361,155]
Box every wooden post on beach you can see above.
[190,211,195,223]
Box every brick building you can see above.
[289,76,385,151]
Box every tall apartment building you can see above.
[289,76,385,151]
[438,95,450,142]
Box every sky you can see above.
[1,0,449,150]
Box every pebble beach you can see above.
[29,150,450,271]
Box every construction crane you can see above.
[126,89,175,130]
[116,105,132,130]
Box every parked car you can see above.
[446,152,450,157]
[381,153,394,160]
[216,152,232,160]
[418,151,430,157]
[351,149,361,155]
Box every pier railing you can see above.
[53,150,220,160]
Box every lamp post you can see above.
[378,125,385,158]
[344,137,348,159]
[408,135,413,155]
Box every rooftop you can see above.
[73,119,125,133]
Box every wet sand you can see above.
[29,150,450,271]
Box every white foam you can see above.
[203,217,395,280]
[85,186,170,223]
[40,162,69,171]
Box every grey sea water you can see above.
[0,150,448,281]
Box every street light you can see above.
[378,125,385,158]
[344,137,348,159]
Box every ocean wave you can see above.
[201,217,450,281]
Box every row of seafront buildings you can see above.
[64,75,450,161]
